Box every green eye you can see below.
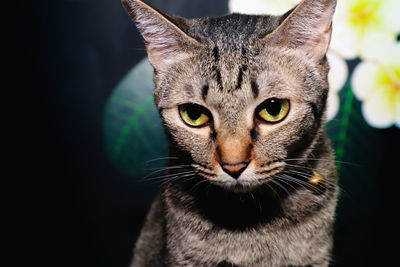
[257,98,290,123]
[179,104,211,127]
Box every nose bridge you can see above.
[216,131,251,164]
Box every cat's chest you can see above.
[165,205,333,266]
[166,217,320,266]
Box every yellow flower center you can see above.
[376,65,400,91]
[347,0,382,35]
[374,64,400,118]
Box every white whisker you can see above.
[270,179,290,195]
[143,170,195,182]
[284,158,356,166]
[142,165,193,179]
[144,156,180,164]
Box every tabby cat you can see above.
[122,0,338,266]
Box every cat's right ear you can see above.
[122,0,202,71]
[262,0,337,62]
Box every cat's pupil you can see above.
[187,104,202,120]
[266,99,282,116]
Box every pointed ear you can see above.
[265,0,336,62]
[122,0,202,71]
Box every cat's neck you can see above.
[164,175,284,229]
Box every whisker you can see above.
[249,192,263,215]
[283,169,339,189]
[142,170,195,182]
[284,166,351,198]
[145,174,193,186]
[284,163,314,171]
[142,165,193,179]
[145,164,192,171]
[283,169,312,179]
[159,172,200,186]
[161,173,199,186]
[280,176,322,194]
[144,156,180,164]
[284,158,356,166]
[275,174,310,193]
[262,181,280,199]
[190,179,209,192]
[279,174,326,194]
[270,179,290,195]
[274,176,297,191]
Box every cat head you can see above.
[123,0,336,192]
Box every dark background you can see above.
[17,0,398,266]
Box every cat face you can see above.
[157,46,328,192]
[123,0,336,192]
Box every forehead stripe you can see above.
[212,46,223,90]
[251,80,259,98]
[202,82,209,101]
[235,67,244,91]
[233,47,248,91]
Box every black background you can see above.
[17,0,398,266]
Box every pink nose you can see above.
[220,161,249,179]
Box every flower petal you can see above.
[327,52,348,92]
[330,0,400,59]
[351,62,379,101]
[362,85,397,128]
[229,0,301,15]
[330,20,360,59]
[326,91,340,121]
[360,34,400,62]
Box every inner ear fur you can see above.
[263,0,337,61]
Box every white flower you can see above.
[327,52,349,121]
[229,0,301,15]
[331,0,400,59]
[352,43,400,128]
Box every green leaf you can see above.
[103,58,168,177]
[328,79,355,174]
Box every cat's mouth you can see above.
[194,161,286,193]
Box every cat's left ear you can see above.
[122,0,202,71]
[265,0,337,62]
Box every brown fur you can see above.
[122,0,338,266]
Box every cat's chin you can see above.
[210,179,267,193]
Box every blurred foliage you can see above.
[103,58,167,177]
